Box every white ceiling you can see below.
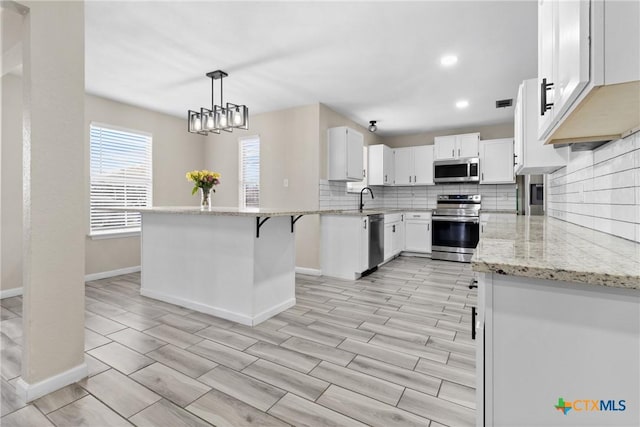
[85,1,538,136]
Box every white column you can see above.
[16,0,86,402]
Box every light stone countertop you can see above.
[116,206,344,217]
[479,209,517,214]
[472,215,640,290]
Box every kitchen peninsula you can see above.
[134,207,335,326]
[472,215,640,426]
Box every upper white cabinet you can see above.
[479,139,515,184]
[538,0,640,145]
[514,79,568,175]
[368,144,394,186]
[394,146,434,185]
[434,133,480,160]
[327,126,364,181]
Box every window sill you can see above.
[88,230,141,240]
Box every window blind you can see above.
[90,123,152,235]
[240,136,260,209]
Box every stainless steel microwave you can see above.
[433,158,480,183]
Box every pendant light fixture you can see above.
[188,70,249,134]
[368,120,377,132]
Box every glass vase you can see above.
[200,187,212,210]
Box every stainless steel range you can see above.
[431,194,481,263]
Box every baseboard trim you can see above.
[295,267,322,276]
[0,287,23,299]
[140,288,294,326]
[16,362,88,402]
[85,266,141,282]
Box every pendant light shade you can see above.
[188,70,249,134]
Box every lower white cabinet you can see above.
[321,215,369,280]
[384,213,404,261]
[404,212,432,253]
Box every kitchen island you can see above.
[472,215,640,426]
[136,207,336,326]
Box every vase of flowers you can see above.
[186,170,221,210]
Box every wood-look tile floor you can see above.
[0,257,477,427]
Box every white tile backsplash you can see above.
[548,132,640,242]
[319,180,516,211]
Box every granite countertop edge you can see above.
[472,216,640,290]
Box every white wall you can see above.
[547,132,640,243]
[1,74,22,293]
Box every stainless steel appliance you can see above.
[368,214,384,270]
[433,158,480,183]
[432,194,481,263]
[525,174,544,215]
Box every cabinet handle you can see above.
[513,154,518,166]
[384,174,387,182]
[409,176,412,183]
[364,220,367,230]
[392,224,396,233]
[482,172,484,181]
[540,77,554,116]
[363,169,366,178]
[458,148,460,157]
[414,175,417,182]
[471,307,476,340]
[452,149,454,157]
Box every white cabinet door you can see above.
[458,133,480,158]
[404,220,431,253]
[434,135,457,160]
[413,145,434,185]
[480,139,515,184]
[554,0,590,123]
[393,148,413,185]
[383,144,394,185]
[346,128,364,180]
[384,223,393,260]
[538,0,556,137]
[327,127,363,181]
[359,217,369,273]
[393,218,405,255]
[513,83,525,174]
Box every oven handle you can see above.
[432,216,480,224]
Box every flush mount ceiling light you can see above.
[188,70,249,135]
[456,100,469,109]
[368,120,378,132]
[440,55,458,67]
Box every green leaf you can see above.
[191,186,198,195]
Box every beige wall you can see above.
[383,122,514,148]
[1,74,22,293]
[85,95,206,275]
[204,104,322,269]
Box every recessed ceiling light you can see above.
[440,55,458,67]
[456,100,469,109]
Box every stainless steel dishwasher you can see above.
[368,214,384,270]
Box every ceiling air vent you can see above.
[496,99,513,108]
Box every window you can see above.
[239,136,260,209]
[89,123,152,236]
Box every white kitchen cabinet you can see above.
[327,126,364,181]
[479,139,515,184]
[514,79,568,175]
[538,0,640,145]
[368,144,394,186]
[321,215,369,280]
[383,213,404,261]
[404,212,432,253]
[393,145,434,185]
[346,146,368,193]
[434,133,480,160]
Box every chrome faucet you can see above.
[359,187,374,211]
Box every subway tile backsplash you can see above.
[547,132,640,243]
[319,180,516,211]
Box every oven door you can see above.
[431,216,480,252]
